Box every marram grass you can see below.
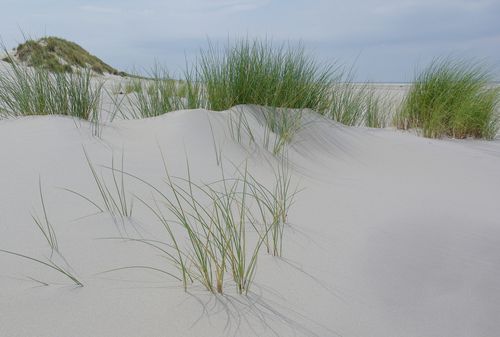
[330,83,390,127]
[0,178,83,287]
[124,65,203,119]
[0,54,103,135]
[63,148,134,219]
[98,150,299,295]
[396,58,500,139]
[127,66,182,118]
[198,38,334,112]
[131,158,268,295]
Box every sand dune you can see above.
[0,104,499,336]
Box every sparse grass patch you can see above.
[33,177,59,258]
[326,81,366,126]
[68,148,134,218]
[396,58,500,139]
[0,57,103,134]
[260,107,304,155]
[134,160,266,295]
[228,108,256,146]
[127,66,179,118]
[124,79,142,94]
[183,68,205,109]
[226,107,284,155]
[103,151,300,295]
[0,249,83,287]
[123,65,204,118]
[364,89,389,128]
[323,76,390,128]
[247,159,298,256]
[0,178,83,287]
[208,117,223,166]
[227,106,306,156]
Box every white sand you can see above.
[1,64,500,336]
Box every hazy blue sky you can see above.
[1,0,499,82]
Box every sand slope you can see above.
[0,107,499,337]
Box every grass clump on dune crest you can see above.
[0,56,103,128]
[197,38,339,154]
[227,106,305,156]
[327,82,390,128]
[364,90,389,128]
[197,38,390,130]
[396,58,500,139]
[127,66,181,118]
[198,38,334,112]
[122,65,202,119]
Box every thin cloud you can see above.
[202,0,271,13]
[79,5,122,14]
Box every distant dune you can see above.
[3,36,126,75]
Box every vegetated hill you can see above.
[2,36,127,76]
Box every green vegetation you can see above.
[127,67,183,118]
[0,58,103,134]
[120,66,202,119]
[196,39,332,153]
[0,60,100,119]
[150,163,262,294]
[227,106,304,156]
[0,178,83,287]
[131,158,298,294]
[198,39,333,112]
[247,159,298,256]
[0,249,83,287]
[32,177,59,258]
[326,81,365,126]
[124,79,142,94]
[89,150,299,295]
[195,38,391,152]
[327,82,390,127]
[64,149,134,219]
[364,90,389,128]
[13,36,124,75]
[396,58,500,139]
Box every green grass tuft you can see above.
[0,57,103,126]
[100,150,300,295]
[32,177,59,258]
[0,178,83,287]
[123,65,203,119]
[396,58,500,139]
[64,148,133,219]
[127,66,182,118]
[198,38,334,112]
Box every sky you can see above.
[1,0,499,82]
